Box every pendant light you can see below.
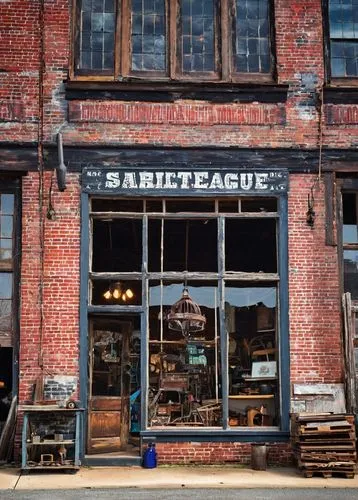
[103,281,134,302]
[166,221,206,338]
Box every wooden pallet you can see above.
[300,452,357,462]
[301,469,356,479]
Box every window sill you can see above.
[140,428,290,442]
[65,81,289,104]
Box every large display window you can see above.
[89,195,283,431]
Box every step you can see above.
[83,455,142,467]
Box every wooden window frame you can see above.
[323,0,358,85]
[71,0,276,84]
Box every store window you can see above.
[73,0,275,82]
[90,197,281,429]
[328,0,358,78]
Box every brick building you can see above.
[0,0,357,466]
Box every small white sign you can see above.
[251,361,277,378]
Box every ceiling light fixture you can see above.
[103,281,134,302]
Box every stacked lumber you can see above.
[291,413,357,478]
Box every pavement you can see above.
[1,465,358,490]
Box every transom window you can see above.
[73,0,275,82]
[328,0,358,78]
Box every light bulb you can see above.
[122,294,127,301]
[125,288,134,299]
[112,288,121,299]
[103,290,112,300]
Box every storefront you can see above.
[80,166,290,460]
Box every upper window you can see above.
[73,0,275,82]
[328,0,358,78]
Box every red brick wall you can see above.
[19,172,81,403]
[288,174,343,383]
[0,0,357,148]
[155,442,293,466]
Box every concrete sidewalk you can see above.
[1,466,358,490]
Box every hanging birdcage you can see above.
[166,288,206,338]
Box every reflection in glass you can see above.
[233,0,271,73]
[180,0,216,73]
[0,195,14,214]
[225,283,278,427]
[79,0,115,71]
[131,0,166,72]
[148,281,221,427]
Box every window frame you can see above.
[87,197,282,432]
[71,0,276,84]
[324,0,358,84]
[0,182,20,352]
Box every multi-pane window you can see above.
[328,0,358,78]
[0,194,15,345]
[74,0,274,82]
[90,197,281,429]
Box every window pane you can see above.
[0,273,12,299]
[163,219,218,272]
[225,219,277,272]
[148,281,222,428]
[131,0,166,72]
[343,193,358,243]
[78,0,115,71]
[329,1,358,39]
[0,239,12,265]
[226,282,278,427]
[344,249,358,299]
[233,0,271,73]
[91,279,142,305]
[0,195,14,215]
[331,41,358,76]
[92,219,142,272]
[180,0,216,73]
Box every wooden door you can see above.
[87,321,132,454]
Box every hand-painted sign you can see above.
[82,167,288,195]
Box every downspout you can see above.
[37,0,45,372]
